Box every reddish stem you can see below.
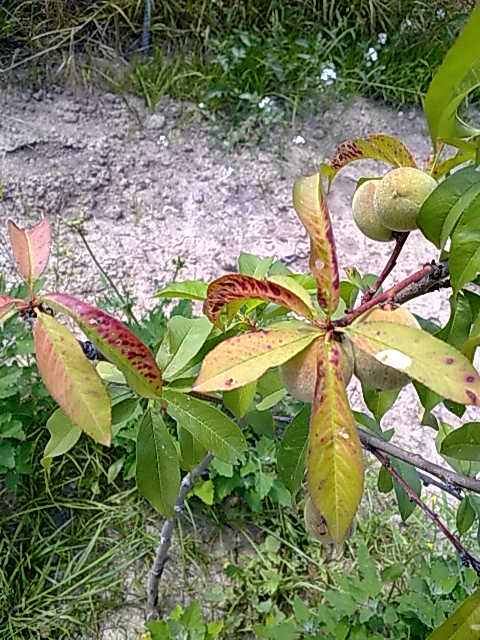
[334,263,434,327]
[361,232,409,304]
[371,447,480,576]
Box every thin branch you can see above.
[416,470,463,501]
[75,227,141,327]
[336,260,449,327]
[357,427,480,494]
[361,232,409,304]
[147,452,214,620]
[370,447,480,576]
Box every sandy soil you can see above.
[1,85,478,637]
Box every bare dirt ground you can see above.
[1,85,478,638]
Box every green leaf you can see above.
[163,390,247,463]
[238,253,274,278]
[154,279,208,300]
[43,293,162,399]
[307,341,364,543]
[179,426,207,471]
[440,422,480,460]
[41,408,82,469]
[436,293,472,350]
[426,588,480,639]
[162,316,213,381]
[424,5,480,145]
[111,398,138,425]
[245,410,275,438]
[255,388,287,411]
[292,173,340,314]
[107,457,124,484]
[450,194,480,292]
[362,384,400,422]
[392,459,421,521]
[194,328,319,393]
[346,322,480,406]
[136,407,180,518]
[193,479,215,505]
[418,166,480,249]
[223,381,257,418]
[0,440,15,468]
[277,405,310,494]
[378,465,393,493]
[457,496,476,534]
[33,312,112,446]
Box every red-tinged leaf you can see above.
[0,296,24,324]
[193,328,320,393]
[203,274,315,325]
[33,311,111,446]
[42,293,162,399]
[292,173,339,314]
[323,134,417,185]
[7,218,51,287]
[307,340,364,544]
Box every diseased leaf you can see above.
[440,422,480,460]
[292,173,340,314]
[323,134,416,185]
[41,408,82,469]
[203,274,315,325]
[277,405,310,494]
[136,408,180,518]
[154,280,208,301]
[0,296,24,325]
[163,390,247,463]
[417,166,480,249]
[223,381,257,418]
[426,588,480,639]
[42,293,162,399]
[345,322,480,406]
[33,312,111,446]
[307,340,364,544]
[7,218,51,287]
[267,275,316,314]
[193,328,319,393]
[424,5,480,145]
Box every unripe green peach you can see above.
[352,180,394,242]
[374,167,437,232]
[353,306,420,391]
[280,337,354,403]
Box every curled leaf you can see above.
[292,173,340,314]
[42,293,162,399]
[203,274,315,325]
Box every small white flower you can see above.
[320,65,337,85]
[159,135,169,147]
[401,17,413,30]
[365,47,378,67]
[436,8,446,19]
[198,102,205,109]
[258,96,272,110]
[378,32,387,45]
[292,135,305,145]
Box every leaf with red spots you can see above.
[42,293,162,399]
[203,274,315,325]
[7,218,51,288]
[33,311,111,446]
[193,328,320,393]
[345,322,480,406]
[307,340,363,544]
[0,295,24,325]
[323,134,417,186]
[292,173,340,314]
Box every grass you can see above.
[0,1,475,134]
